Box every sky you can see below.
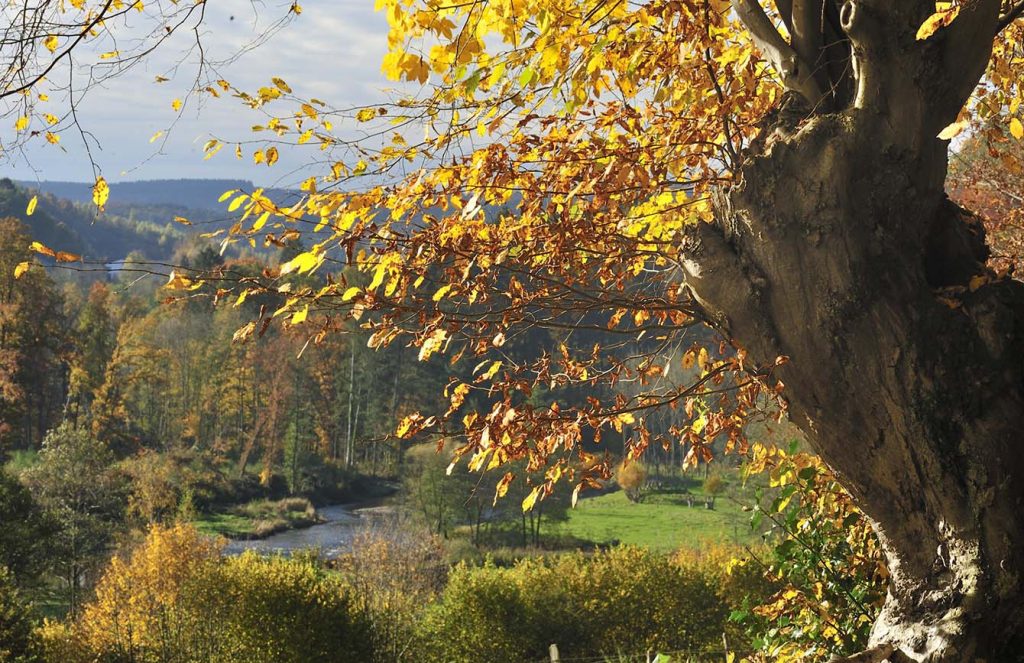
[1,0,400,187]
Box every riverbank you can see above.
[194,475,401,541]
[194,497,321,540]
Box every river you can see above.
[223,503,397,557]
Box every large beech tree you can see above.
[7,0,1024,658]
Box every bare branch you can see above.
[791,0,829,102]
[732,0,825,105]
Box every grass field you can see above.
[193,497,319,539]
[553,483,760,553]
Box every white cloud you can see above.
[1,0,400,185]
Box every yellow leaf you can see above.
[203,140,223,160]
[266,146,279,165]
[14,116,28,132]
[44,36,58,53]
[482,360,503,380]
[916,5,960,40]
[173,216,191,225]
[353,159,368,175]
[26,196,37,216]
[228,194,249,212]
[368,264,387,291]
[45,132,59,144]
[356,108,377,122]
[290,2,302,13]
[418,328,447,361]
[218,189,237,203]
[29,241,56,258]
[432,284,452,301]
[937,119,968,140]
[395,414,420,438]
[522,486,541,512]
[165,270,194,290]
[92,176,109,211]
[271,77,292,93]
[1011,118,1024,141]
[171,98,182,111]
[233,321,256,342]
[98,50,119,60]
[14,262,30,279]
[290,305,308,325]
[342,286,361,301]
[281,252,319,275]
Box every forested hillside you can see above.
[23,179,300,213]
[0,179,187,262]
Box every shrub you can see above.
[416,546,729,662]
[36,619,87,663]
[734,446,888,661]
[77,522,223,658]
[187,552,372,663]
[0,567,39,662]
[72,523,372,663]
[339,519,446,663]
[616,460,647,502]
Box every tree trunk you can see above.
[683,91,1024,663]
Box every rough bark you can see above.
[682,2,1024,657]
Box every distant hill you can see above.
[0,178,187,262]
[22,178,299,212]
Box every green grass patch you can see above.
[553,488,757,553]
[193,497,319,539]
[4,449,39,474]
[194,512,257,538]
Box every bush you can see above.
[0,567,39,662]
[735,446,887,661]
[616,461,647,502]
[339,519,446,663]
[187,552,372,663]
[416,546,728,662]
[77,522,223,658]
[69,523,372,663]
[0,469,56,587]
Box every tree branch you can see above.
[937,0,1003,120]
[996,0,1024,32]
[773,0,795,34]
[732,0,825,105]
[791,0,830,104]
